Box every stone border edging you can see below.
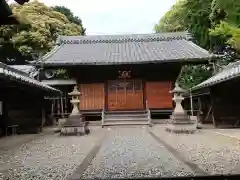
[70,130,108,180]
[148,130,209,176]
[208,130,240,141]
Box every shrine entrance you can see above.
[107,79,144,111]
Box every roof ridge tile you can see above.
[191,59,240,91]
[60,36,188,44]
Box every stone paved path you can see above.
[0,127,106,180]
[81,127,194,179]
[2,126,240,180]
[151,125,240,175]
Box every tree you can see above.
[178,64,213,89]
[154,0,240,89]
[210,0,240,52]
[52,6,86,35]
[210,21,240,52]
[155,0,213,50]
[0,0,84,60]
[154,0,186,33]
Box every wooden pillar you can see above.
[190,90,193,116]
[57,98,60,115]
[210,89,217,127]
[60,97,64,118]
[51,98,55,117]
[198,97,202,110]
[64,93,68,114]
[41,106,46,131]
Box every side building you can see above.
[189,60,240,128]
[36,32,214,125]
[0,63,60,136]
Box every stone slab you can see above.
[165,123,196,134]
[60,126,90,136]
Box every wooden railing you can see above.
[146,100,151,125]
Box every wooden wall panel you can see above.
[145,81,173,109]
[79,83,105,110]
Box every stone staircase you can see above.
[101,110,151,127]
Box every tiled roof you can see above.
[0,63,61,93]
[39,32,214,66]
[192,60,240,91]
[10,65,38,77]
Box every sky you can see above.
[13,0,178,35]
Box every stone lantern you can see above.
[60,86,90,136]
[69,86,81,116]
[166,83,196,134]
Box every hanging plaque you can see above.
[118,70,131,79]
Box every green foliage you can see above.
[181,0,213,49]
[0,0,84,60]
[178,64,213,89]
[154,0,240,89]
[52,6,86,35]
[154,0,186,32]
[209,0,240,52]
[210,21,240,51]
[155,0,213,49]
[209,0,226,26]
[55,69,69,79]
[215,0,240,26]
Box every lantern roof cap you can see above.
[170,83,186,94]
[68,86,81,96]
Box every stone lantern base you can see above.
[166,115,196,134]
[166,122,196,134]
[60,114,90,136]
[165,112,196,134]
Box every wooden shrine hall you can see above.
[35,32,215,125]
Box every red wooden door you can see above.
[145,81,173,109]
[107,80,144,110]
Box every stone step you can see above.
[104,118,149,122]
[104,116,149,120]
[105,110,147,115]
[151,119,168,124]
[102,121,150,126]
[89,121,102,126]
[104,113,148,118]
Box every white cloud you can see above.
[14,0,178,35]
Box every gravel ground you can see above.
[82,127,194,179]
[0,127,105,180]
[151,125,240,175]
